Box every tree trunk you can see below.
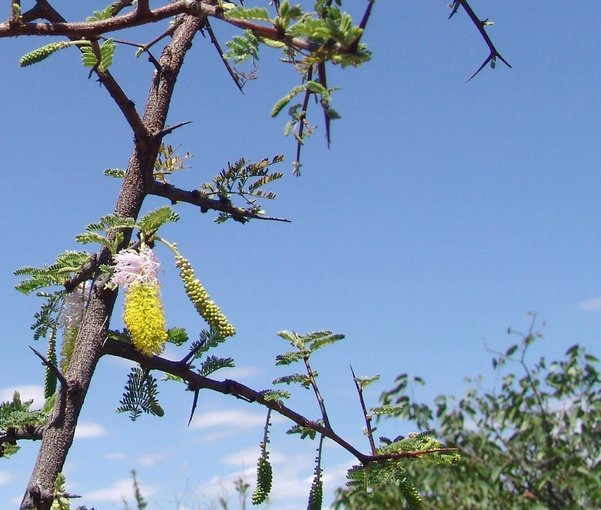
[20,13,205,509]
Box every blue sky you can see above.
[1,1,600,508]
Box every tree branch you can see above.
[102,339,458,465]
[451,0,511,81]
[148,180,291,223]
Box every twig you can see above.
[451,0,511,81]
[30,347,68,389]
[204,19,245,93]
[152,120,193,140]
[350,365,377,455]
[304,355,331,429]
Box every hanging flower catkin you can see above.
[174,254,236,338]
[111,245,168,356]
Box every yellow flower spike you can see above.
[123,282,168,356]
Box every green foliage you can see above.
[344,462,421,510]
[153,143,192,183]
[272,373,312,389]
[136,206,180,237]
[51,473,70,510]
[271,85,307,118]
[224,30,261,65]
[339,432,458,510]
[15,251,89,294]
[287,423,318,440]
[225,6,271,22]
[276,330,344,359]
[86,5,115,22]
[353,374,380,391]
[199,155,284,222]
[0,392,49,458]
[30,291,63,341]
[336,324,601,509]
[166,326,189,346]
[199,355,235,377]
[103,167,126,178]
[191,328,229,357]
[116,367,164,421]
[75,212,135,253]
[259,389,291,402]
[81,39,115,72]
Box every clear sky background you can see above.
[1,1,600,509]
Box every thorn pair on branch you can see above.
[450,0,511,80]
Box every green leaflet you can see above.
[224,30,261,65]
[86,5,114,21]
[198,154,284,222]
[81,39,115,72]
[271,85,306,118]
[136,206,180,234]
[224,6,270,21]
[15,251,89,294]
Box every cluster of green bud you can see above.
[399,474,422,510]
[307,477,323,510]
[19,41,72,67]
[251,453,273,505]
[175,255,236,338]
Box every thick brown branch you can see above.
[0,427,43,445]
[1,0,188,38]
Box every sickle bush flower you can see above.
[112,246,168,356]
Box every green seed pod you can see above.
[175,255,236,337]
[252,455,272,505]
[20,41,72,67]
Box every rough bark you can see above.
[20,13,205,510]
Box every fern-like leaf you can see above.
[199,355,235,376]
[15,251,89,294]
[225,6,270,21]
[116,367,164,421]
[136,206,179,234]
[86,5,115,21]
[224,30,261,65]
[272,373,313,389]
[81,39,115,72]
